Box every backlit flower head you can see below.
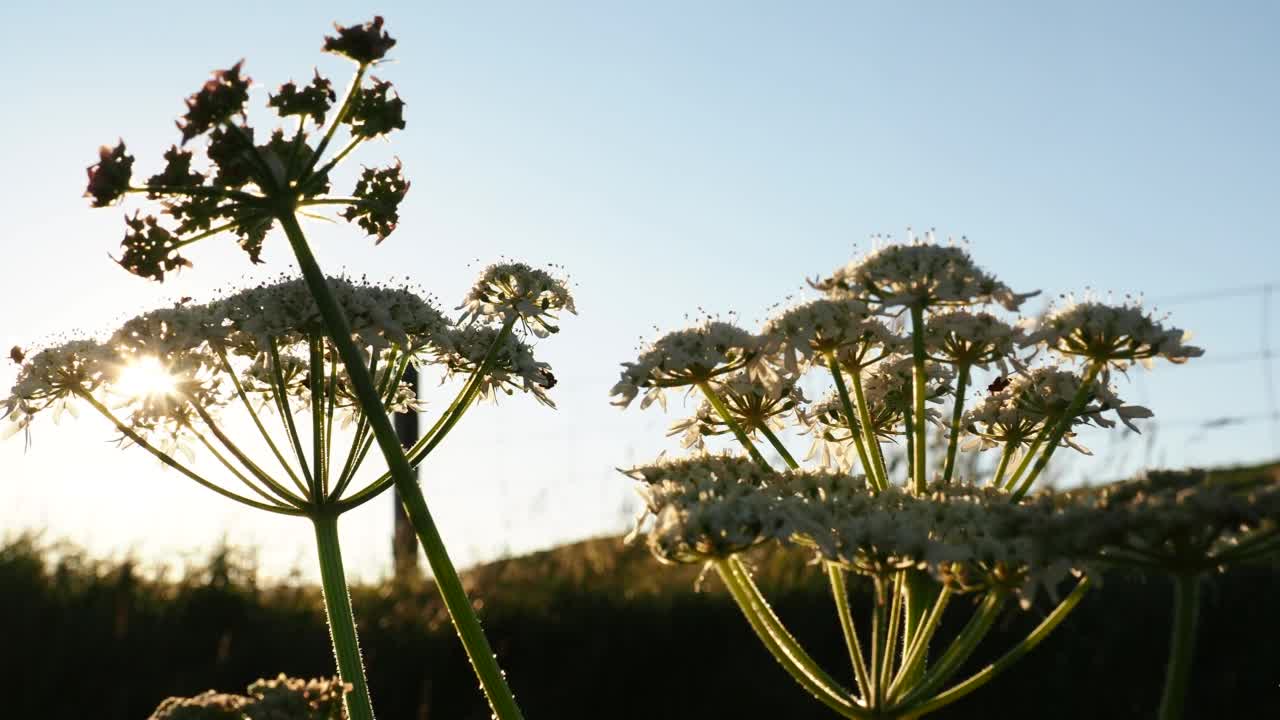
[667,373,803,450]
[459,262,576,337]
[813,232,1037,310]
[1028,298,1204,369]
[623,454,785,563]
[611,320,762,410]
[761,298,897,375]
[1053,469,1280,573]
[87,18,410,281]
[924,309,1023,369]
[440,325,558,407]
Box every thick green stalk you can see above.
[941,362,970,486]
[908,306,928,494]
[312,514,375,720]
[827,564,873,700]
[887,587,952,701]
[278,212,524,720]
[1159,574,1201,720]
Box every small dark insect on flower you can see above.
[987,376,1011,393]
[9,346,24,364]
[537,369,558,390]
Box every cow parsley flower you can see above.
[667,374,803,450]
[813,232,1037,310]
[611,320,762,410]
[761,298,898,376]
[1027,299,1204,369]
[923,309,1023,369]
[459,261,576,337]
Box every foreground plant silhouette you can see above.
[613,234,1279,718]
[10,16,573,720]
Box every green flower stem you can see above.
[718,558,863,716]
[699,382,772,470]
[1159,573,1201,720]
[331,347,402,500]
[214,345,309,498]
[310,337,330,497]
[334,338,508,513]
[941,362,971,487]
[758,424,800,470]
[77,391,303,516]
[850,370,891,489]
[827,563,873,700]
[887,586,952,701]
[867,578,889,707]
[909,306,928,494]
[899,590,1006,708]
[306,65,367,181]
[878,572,905,704]
[324,351,339,493]
[989,442,1015,488]
[1002,426,1050,491]
[278,212,524,720]
[1012,359,1104,501]
[307,135,366,187]
[330,351,381,497]
[184,398,306,508]
[899,571,941,691]
[267,337,317,492]
[312,513,375,720]
[902,576,1090,718]
[827,352,885,490]
[188,427,299,507]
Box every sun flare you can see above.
[115,356,179,399]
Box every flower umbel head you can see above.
[86,18,409,281]
[459,262,577,337]
[611,320,762,410]
[813,231,1037,311]
[1028,298,1204,369]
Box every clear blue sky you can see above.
[2,1,1277,580]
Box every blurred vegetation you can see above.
[4,486,1278,719]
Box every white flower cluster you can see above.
[610,320,762,410]
[458,261,576,338]
[1051,469,1280,570]
[667,373,803,450]
[1027,299,1204,368]
[760,298,896,375]
[441,325,558,407]
[963,366,1151,452]
[812,233,1036,311]
[5,270,563,441]
[923,309,1023,368]
[625,456,1099,602]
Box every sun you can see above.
[115,356,179,399]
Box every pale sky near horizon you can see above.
[1,1,1278,581]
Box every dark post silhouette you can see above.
[392,364,421,579]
